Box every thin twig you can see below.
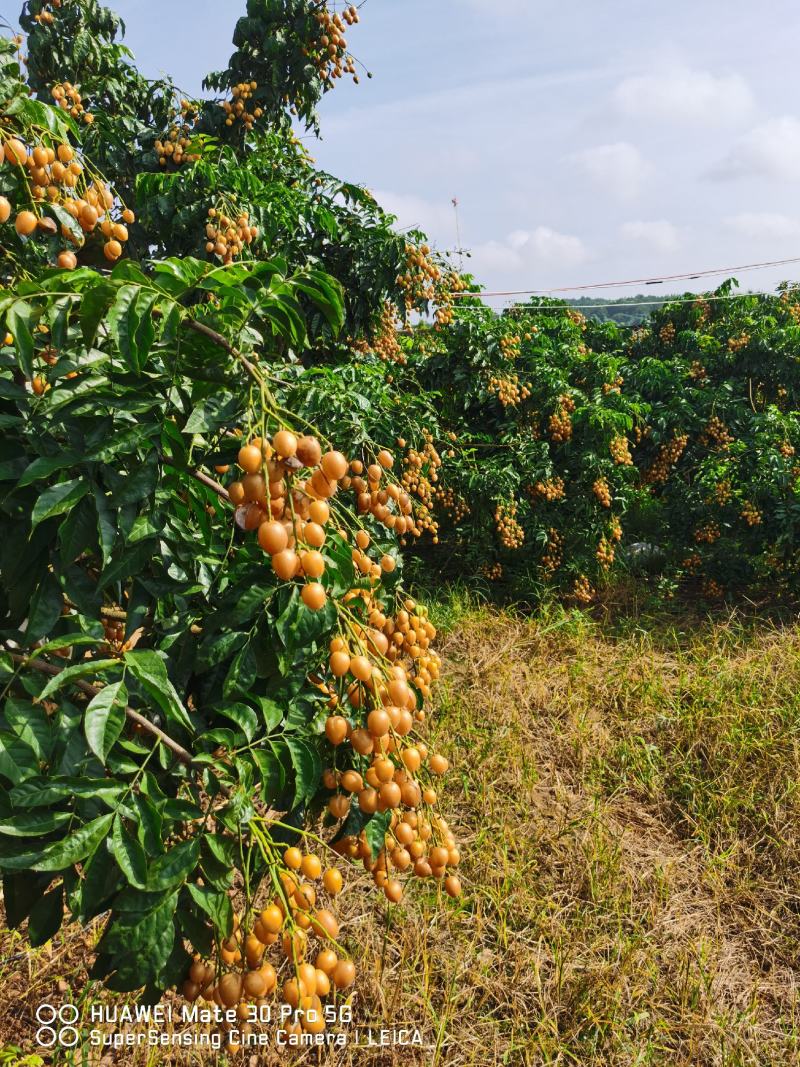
[186,319,262,380]
[5,650,196,768]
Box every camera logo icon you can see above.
[35,1004,80,1048]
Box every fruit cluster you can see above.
[694,521,721,544]
[527,477,565,503]
[610,434,633,466]
[643,434,688,485]
[741,501,762,526]
[397,242,441,317]
[572,574,594,603]
[353,302,404,364]
[495,500,524,549]
[204,206,259,264]
[702,416,734,451]
[155,101,201,167]
[540,527,563,576]
[221,81,264,130]
[658,322,676,345]
[547,396,575,442]
[727,332,750,353]
[181,847,354,1051]
[51,81,93,123]
[32,0,60,25]
[499,333,521,358]
[601,375,623,395]
[596,536,615,569]
[310,4,360,86]
[488,373,530,408]
[1,134,134,266]
[592,477,612,507]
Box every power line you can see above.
[459,286,800,316]
[450,255,800,299]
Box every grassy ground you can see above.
[4,597,800,1065]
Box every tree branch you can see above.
[5,650,196,768]
[186,319,262,381]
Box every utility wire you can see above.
[450,255,800,299]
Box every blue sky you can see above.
[16,0,800,298]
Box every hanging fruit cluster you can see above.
[1,133,134,266]
[155,100,202,167]
[50,80,92,123]
[592,477,612,507]
[499,333,521,358]
[727,332,750,353]
[526,477,565,503]
[572,574,594,603]
[221,81,264,130]
[702,416,734,451]
[180,844,354,1050]
[204,205,258,263]
[495,500,524,549]
[352,302,404,364]
[609,434,633,466]
[643,434,688,485]
[32,0,60,24]
[694,521,721,544]
[309,4,361,86]
[741,501,762,526]
[540,528,563,575]
[547,396,575,442]
[596,536,615,569]
[488,373,530,407]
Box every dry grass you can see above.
[4,601,800,1065]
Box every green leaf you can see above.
[124,651,193,733]
[6,300,35,378]
[146,837,200,891]
[84,681,127,763]
[4,698,52,761]
[217,702,258,742]
[28,883,64,947]
[10,777,123,808]
[31,479,90,528]
[186,882,233,935]
[38,659,119,701]
[18,451,81,488]
[33,813,114,872]
[0,810,72,837]
[25,572,64,645]
[365,810,392,861]
[111,815,148,888]
[285,736,321,808]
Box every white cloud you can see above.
[373,191,457,242]
[715,116,800,181]
[724,212,800,239]
[621,220,682,252]
[470,226,589,277]
[614,67,754,126]
[572,142,651,199]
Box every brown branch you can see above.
[6,650,196,768]
[186,465,231,503]
[186,319,262,381]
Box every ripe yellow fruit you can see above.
[0,197,10,224]
[301,582,326,611]
[322,868,343,895]
[15,210,37,236]
[284,847,303,870]
[301,854,322,880]
[103,239,122,261]
[273,429,298,458]
[57,250,77,270]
